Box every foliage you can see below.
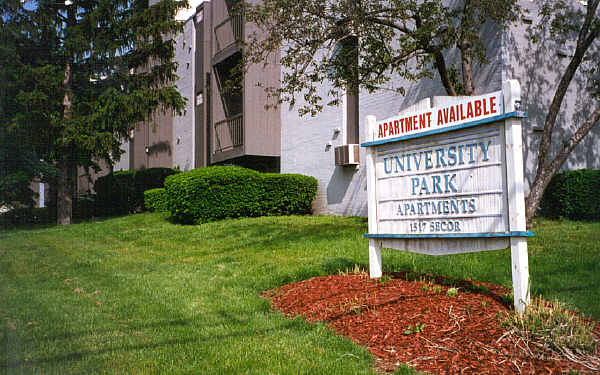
[404,323,425,335]
[164,166,318,223]
[94,168,179,214]
[94,171,137,215]
[144,188,169,212]
[133,167,180,208]
[0,140,57,208]
[72,194,102,220]
[540,169,600,221]
[164,166,263,223]
[260,173,318,216]
[243,0,520,115]
[0,0,188,224]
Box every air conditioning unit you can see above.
[334,144,360,166]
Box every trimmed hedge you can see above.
[164,166,318,223]
[134,168,180,201]
[94,167,179,214]
[73,194,101,219]
[261,173,318,216]
[94,171,136,214]
[144,188,169,212]
[540,169,600,221]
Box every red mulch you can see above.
[262,272,600,375]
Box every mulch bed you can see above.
[262,272,600,374]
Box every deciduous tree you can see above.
[244,0,600,224]
[525,0,600,224]
[243,0,520,115]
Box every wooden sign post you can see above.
[362,80,532,313]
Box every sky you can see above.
[18,0,204,21]
[175,0,205,21]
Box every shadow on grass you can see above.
[3,318,307,370]
[197,220,367,257]
[0,212,135,232]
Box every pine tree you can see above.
[0,0,187,224]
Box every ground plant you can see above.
[502,298,599,369]
[0,214,598,374]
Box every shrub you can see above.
[134,168,180,208]
[0,207,51,228]
[165,166,264,223]
[164,166,318,223]
[261,173,317,215]
[73,194,100,219]
[94,167,179,214]
[540,169,600,221]
[94,170,136,214]
[144,188,169,212]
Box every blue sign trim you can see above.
[361,111,528,148]
[364,231,534,239]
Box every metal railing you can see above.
[214,113,243,153]
[214,14,243,53]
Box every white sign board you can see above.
[363,80,532,313]
[375,124,507,236]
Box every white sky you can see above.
[176,0,206,21]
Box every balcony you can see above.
[214,14,243,63]
[214,113,243,155]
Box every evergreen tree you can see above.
[0,0,187,224]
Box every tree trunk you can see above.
[458,39,474,96]
[525,167,553,226]
[525,3,599,225]
[56,159,74,225]
[526,106,600,225]
[433,51,457,96]
[59,0,75,225]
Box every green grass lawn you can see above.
[1,214,598,374]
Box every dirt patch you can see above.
[263,272,599,374]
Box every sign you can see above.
[375,124,507,235]
[362,80,532,313]
[374,91,503,141]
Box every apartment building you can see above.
[280,0,600,216]
[127,0,281,174]
[118,0,598,216]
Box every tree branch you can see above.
[365,17,415,35]
[534,1,598,174]
[548,106,600,174]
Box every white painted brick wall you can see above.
[282,21,506,216]
[173,20,196,171]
